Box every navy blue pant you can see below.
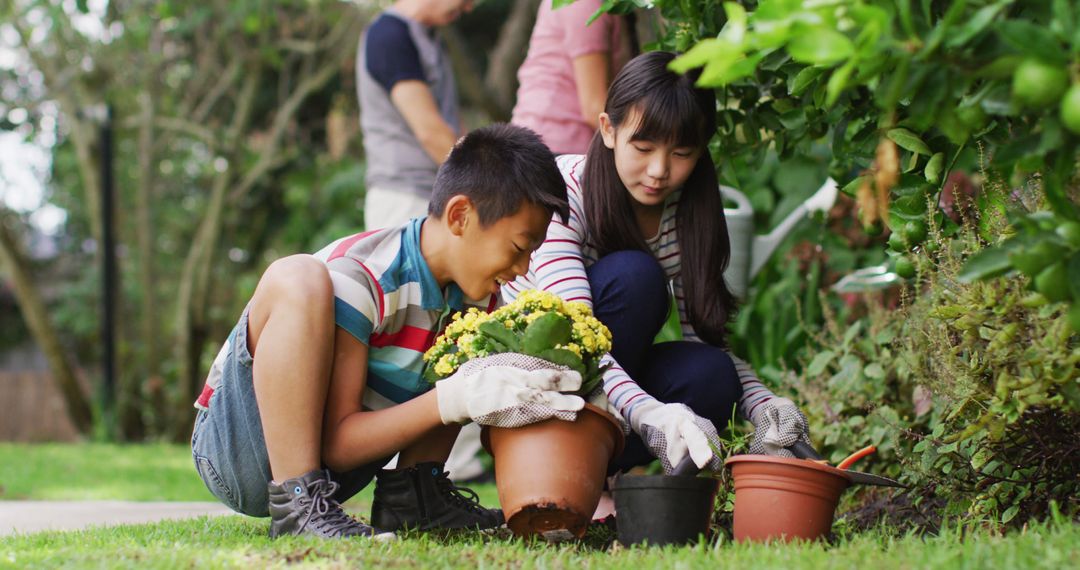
[587,251,743,472]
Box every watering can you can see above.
[721,178,839,299]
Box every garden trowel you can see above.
[786,441,906,488]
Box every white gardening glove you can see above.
[434,353,585,428]
[748,397,812,458]
[633,401,723,473]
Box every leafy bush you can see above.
[796,201,1080,529]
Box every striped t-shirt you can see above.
[196,218,497,412]
[503,154,776,426]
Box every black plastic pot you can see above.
[613,473,720,546]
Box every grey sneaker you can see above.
[268,469,394,540]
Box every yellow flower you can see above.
[434,354,456,376]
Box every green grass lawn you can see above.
[2,444,1078,569]
[0,443,215,502]
[0,443,499,511]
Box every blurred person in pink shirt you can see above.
[511,0,635,155]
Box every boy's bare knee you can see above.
[261,255,333,304]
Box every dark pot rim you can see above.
[613,473,720,492]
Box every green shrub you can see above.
[796,205,1080,530]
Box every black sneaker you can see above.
[268,469,395,540]
[371,462,504,532]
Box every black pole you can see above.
[100,104,116,438]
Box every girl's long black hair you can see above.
[581,51,736,347]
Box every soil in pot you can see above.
[481,403,624,539]
[725,455,850,542]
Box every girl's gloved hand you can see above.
[633,401,723,473]
[748,397,812,457]
[434,354,585,427]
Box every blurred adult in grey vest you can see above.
[357,0,486,483]
[357,0,472,230]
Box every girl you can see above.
[503,51,812,474]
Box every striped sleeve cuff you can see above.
[600,353,658,428]
[731,354,775,420]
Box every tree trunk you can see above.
[483,0,541,115]
[121,89,159,440]
[0,213,94,435]
[129,22,167,438]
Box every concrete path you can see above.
[0,501,235,537]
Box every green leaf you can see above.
[1001,505,1020,524]
[946,3,1007,48]
[896,0,916,37]
[789,66,825,97]
[996,20,1068,65]
[478,320,521,352]
[825,59,856,107]
[585,0,617,26]
[699,52,764,86]
[924,152,944,185]
[670,38,731,74]
[843,320,863,346]
[787,26,854,66]
[864,362,886,381]
[423,363,442,384]
[887,128,932,156]
[522,313,572,355]
[905,151,920,173]
[958,247,1014,282]
[841,175,867,196]
[535,348,585,376]
[719,1,748,44]
[807,350,836,376]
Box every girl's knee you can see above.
[652,345,742,423]
[590,250,668,303]
[695,350,741,411]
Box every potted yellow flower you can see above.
[423,290,624,539]
[423,289,613,395]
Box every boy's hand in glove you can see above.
[435,354,584,428]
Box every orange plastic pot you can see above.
[724,455,850,542]
[481,403,624,539]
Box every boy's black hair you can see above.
[428,124,570,226]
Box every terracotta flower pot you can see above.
[724,455,850,542]
[481,403,624,539]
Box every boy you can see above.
[191,124,577,539]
